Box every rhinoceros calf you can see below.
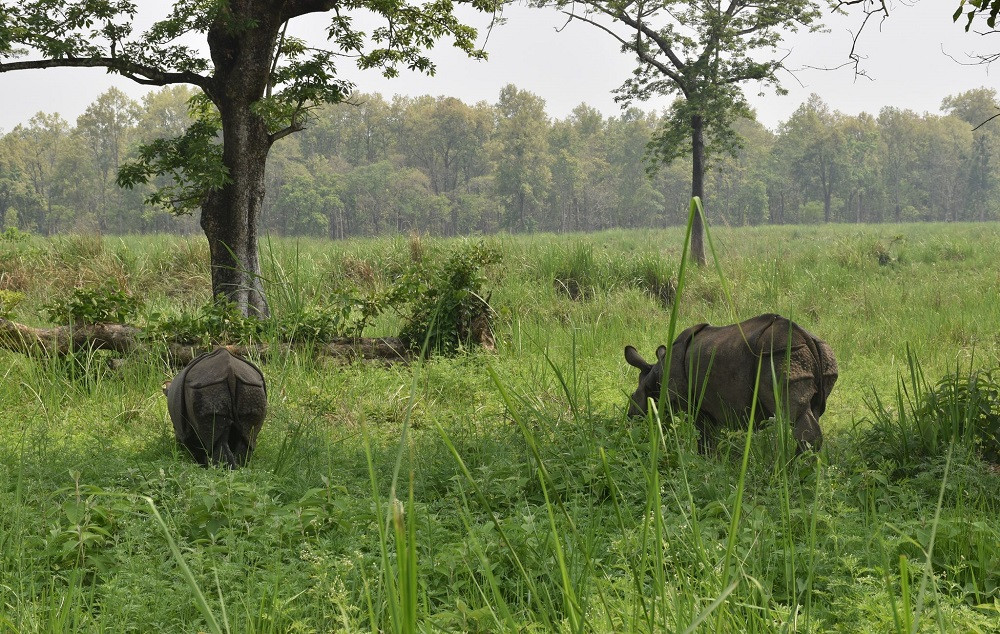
[165,348,267,468]
[625,313,837,453]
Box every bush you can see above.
[274,291,380,343]
[0,290,24,319]
[146,300,264,345]
[395,240,500,355]
[42,281,140,325]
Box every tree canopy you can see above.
[0,0,499,315]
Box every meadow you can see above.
[1,222,999,632]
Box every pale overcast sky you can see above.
[0,1,996,133]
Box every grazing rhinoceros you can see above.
[165,348,267,468]
[625,313,837,453]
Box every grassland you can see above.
[1,222,999,632]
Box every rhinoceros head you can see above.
[625,344,668,418]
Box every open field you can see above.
[1,223,1000,632]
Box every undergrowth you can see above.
[2,221,1000,631]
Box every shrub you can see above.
[42,281,140,325]
[396,240,500,355]
[274,291,380,343]
[146,300,265,345]
[1,226,30,242]
[0,289,24,319]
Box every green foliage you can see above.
[6,83,1000,236]
[396,240,500,354]
[116,98,228,215]
[42,476,126,578]
[0,289,23,318]
[42,281,139,325]
[955,0,1000,30]
[1,226,29,242]
[147,292,380,345]
[146,300,265,345]
[274,291,381,343]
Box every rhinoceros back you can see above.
[184,350,266,427]
[166,348,267,466]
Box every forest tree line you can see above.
[1,84,998,238]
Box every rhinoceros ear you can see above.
[162,380,171,397]
[624,345,651,371]
[655,345,668,362]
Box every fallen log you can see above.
[0,317,411,365]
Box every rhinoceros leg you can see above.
[186,382,241,468]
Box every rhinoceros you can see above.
[625,314,837,452]
[165,348,267,468]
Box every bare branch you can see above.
[973,111,1000,131]
[558,9,685,85]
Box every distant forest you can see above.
[1,84,998,238]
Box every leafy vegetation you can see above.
[1,224,1000,631]
[862,348,1000,470]
[42,281,139,325]
[394,239,501,354]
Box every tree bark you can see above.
[690,114,708,266]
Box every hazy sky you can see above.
[0,1,996,133]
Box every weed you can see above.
[861,348,1000,469]
[0,289,24,318]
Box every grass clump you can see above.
[549,241,676,305]
[862,348,1000,470]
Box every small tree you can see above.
[534,0,822,264]
[0,0,498,315]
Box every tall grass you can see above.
[2,221,1000,630]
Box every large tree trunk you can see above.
[690,114,707,266]
[201,6,282,317]
[200,114,270,317]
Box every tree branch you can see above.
[0,57,211,90]
[559,9,685,85]
[280,0,338,22]
[269,120,305,143]
[604,5,688,71]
